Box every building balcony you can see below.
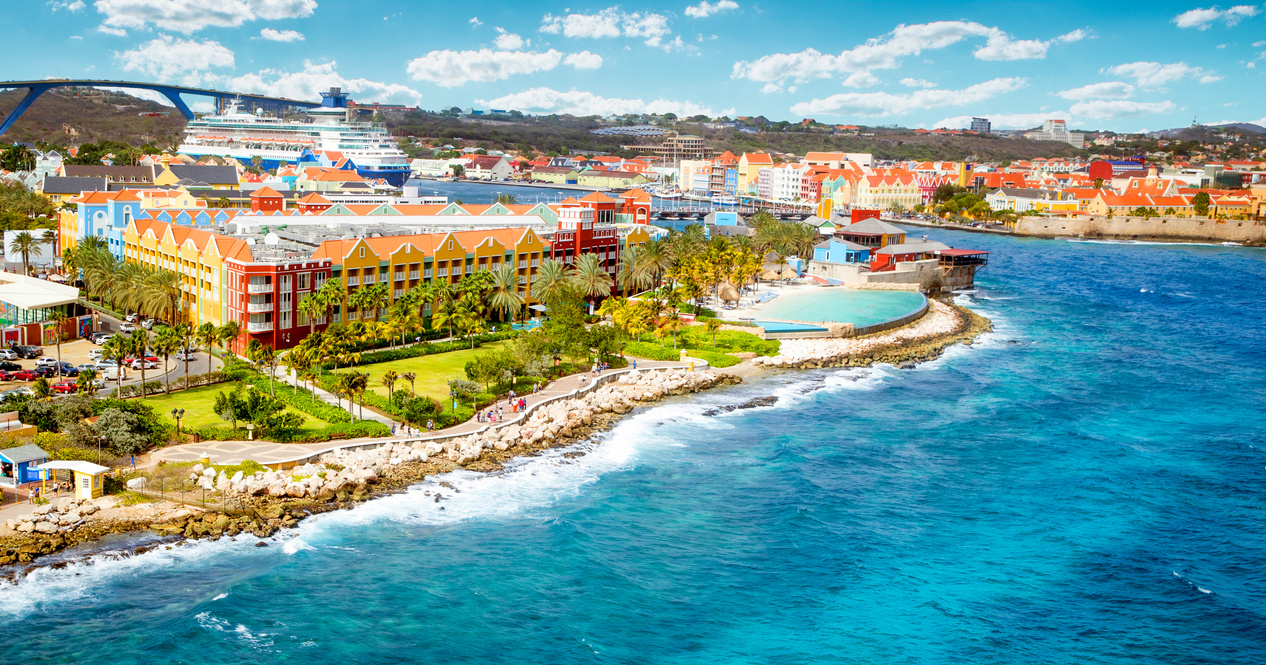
[394,273,406,282]
[247,321,273,333]
[247,302,272,314]
[247,283,272,294]
[347,277,360,287]
[409,271,420,279]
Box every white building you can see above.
[757,163,811,203]
[1024,119,1085,148]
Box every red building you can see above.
[249,186,285,213]
[617,189,653,223]
[223,256,333,350]
[548,206,621,295]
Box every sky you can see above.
[5,0,1266,132]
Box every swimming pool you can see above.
[755,289,927,327]
[755,321,828,333]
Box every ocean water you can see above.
[3,230,1266,664]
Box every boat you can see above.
[177,88,411,187]
[656,189,683,199]
[711,195,738,206]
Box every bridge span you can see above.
[0,79,320,137]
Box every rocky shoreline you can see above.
[0,304,994,575]
[0,368,740,574]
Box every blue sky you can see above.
[7,0,1266,131]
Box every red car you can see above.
[12,370,40,381]
[52,381,78,394]
[0,370,14,381]
[124,355,159,364]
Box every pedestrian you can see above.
[130,455,136,470]
[519,397,525,411]
[392,424,397,436]
[29,486,38,504]
[427,419,434,432]
[632,359,637,370]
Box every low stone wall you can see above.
[853,295,929,337]
[1015,215,1266,245]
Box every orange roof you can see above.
[250,186,283,198]
[620,188,651,199]
[128,217,252,262]
[579,192,616,203]
[743,153,773,164]
[295,192,332,205]
[312,228,539,264]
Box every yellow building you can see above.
[122,217,251,326]
[311,227,548,324]
[737,153,772,195]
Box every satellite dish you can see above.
[264,232,280,245]
[245,238,257,246]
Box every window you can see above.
[359,248,366,258]
[298,272,310,290]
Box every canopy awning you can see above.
[36,460,109,475]
[0,271,79,310]
[529,304,548,312]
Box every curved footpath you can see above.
[150,358,702,468]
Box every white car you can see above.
[131,359,158,370]
[141,319,157,330]
[77,363,99,374]
[119,323,136,333]
[0,349,17,360]
[176,350,198,362]
[125,313,139,323]
[2,387,34,398]
[92,334,114,345]
[88,348,104,360]
[35,357,59,368]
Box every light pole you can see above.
[96,434,106,465]
[170,408,185,434]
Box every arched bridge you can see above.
[0,79,321,137]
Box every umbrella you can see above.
[781,268,799,280]
[761,270,781,281]
[718,282,740,303]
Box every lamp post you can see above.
[96,434,105,466]
[170,407,185,434]
[246,422,255,441]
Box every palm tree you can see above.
[300,369,320,403]
[102,336,129,394]
[531,258,569,305]
[317,275,345,324]
[298,292,323,336]
[45,310,68,379]
[349,371,368,419]
[9,231,38,275]
[153,324,182,394]
[639,238,673,291]
[402,371,417,397]
[197,322,217,374]
[248,340,278,396]
[143,269,183,324]
[218,320,241,358]
[365,282,390,321]
[432,294,461,340]
[570,253,613,309]
[132,328,151,397]
[77,368,99,397]
[381,370,398,400]
[487,264,524,322]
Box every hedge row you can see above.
[189,420,390,443]
[686,349,741,368]
[113,371,235,398]
[239,374,355,424]
[334,331,521,369]
[624,342,682,362]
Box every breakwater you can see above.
[891,215,1266,246]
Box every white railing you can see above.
[247,302,272,313]
[347,277,360,287]
[437,269,448,277]
[422,270,431,278]
[395,273,405,282]
[363,275,375,284]
[247,321,273,333]
[410,270,420,279]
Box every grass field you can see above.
[142,382,332,431]
[353,342,507,403]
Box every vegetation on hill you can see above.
[0,87,186,148]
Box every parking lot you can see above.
[0,335,199,397]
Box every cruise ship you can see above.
[177,88,411,187]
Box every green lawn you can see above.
[141,382,332,431]
[355,341,507,403]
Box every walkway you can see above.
[151,358,696,467]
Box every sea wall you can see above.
[1015,216,1266,245]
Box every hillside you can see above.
[0,87,186,148]
[388,112,1090,162]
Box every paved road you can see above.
[151,358,698,467]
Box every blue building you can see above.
[0,444,49,485]
[813,238,871,264]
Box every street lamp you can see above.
[246,422,255,441]
[96,434,106,465]
[171,408,185,434]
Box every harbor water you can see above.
[3,229,1265,664]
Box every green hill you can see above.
[0,87,186,148]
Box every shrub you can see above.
[239,373,353,424]
[686,350,741,368]
[330,331,521,369]
[624,342,680,362]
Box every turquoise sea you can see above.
[3,229,1266,664]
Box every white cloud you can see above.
[493,28,527,50]
[540,8,673,47]
[760,82,782,94]
[899,78,936,88]
[1069,99,1177,119]
[935,112,1068,130]
[406,49,565,87]
[1199,73,1224,83]
[684,0,738,18]
[1173,5,1259,29]
[789,77,1027,117]
[114,34,235,81]
[843,72,880,87]
[563,51,604,69]
[48,1,86,12]
[733,21,1067,85]
[1056,28,1089,43]
[95,0,317,34]
[1255,40,1266,46]
[1056,81,1135,100]
[258,28,304,42]
[1106,61,1214,87]
[205,60,422,106]
[469,16,482,27]
[479,87,715,117]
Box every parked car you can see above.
[12,370,40,381]
[51,381,78,394]
[0,349,17,361]
[0,370,14,381]
[88,349,104,360]
[88,331,111,343]
[176,349,197,362]
[56,363,78,377]
[141,319,158,330]
[1,387,34,398]
[13,345,42,359]
[124,354,159,365]
[95,365,128,381]
[35,357,59,368]
[0,361,20,371]
[119,323,136,333]
[131,359,158,370]
[31,366,56,378]
[77,363,99,374]
[125,313,139,323]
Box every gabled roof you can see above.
[42,176,108,195]
[250,186,283,198]
[840,218,906,236]
[579,192,616,203]
[295,192,332,205]
[0,443,48,464]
